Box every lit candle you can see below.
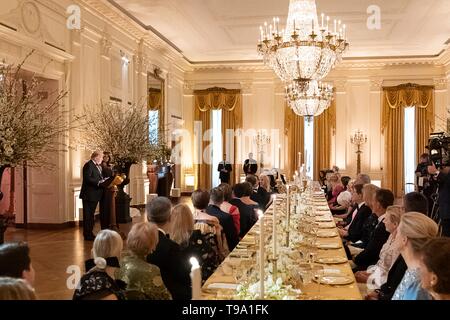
[321,13,324,29]
[343,24,346,40]
[272,195,277,258]
[334,19,337,34]
[264,21,268,37]
[298,152,301,169]
[260,26,263,42]
[293,19,296,33]
[258,210,265,299]
[286,185,291,246]
[190,257,201,300]
[326,16,330,32]
[311,18,314,33]
[276,17,280,35]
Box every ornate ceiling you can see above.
[109,0,450,63]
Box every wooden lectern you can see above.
[101,174,127,239]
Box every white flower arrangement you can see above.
[236,275,301,300]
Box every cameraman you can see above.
[428,163,450,237]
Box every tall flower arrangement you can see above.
[82,101,171,166]
[0,51,74,243]
[0,51,70,168]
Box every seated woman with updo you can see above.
[73,230,126,300]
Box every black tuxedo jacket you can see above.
[345,204,372,243]
[379,255,408,300]
[80,160,103,202]
[217,162,232,181]
[146,231,191,300]
[229,198,257,238]
[438,172,450,219]
[206,204,239,251]
[243,159,258,175]
[353,218,390,270]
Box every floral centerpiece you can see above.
[236,275,301,300]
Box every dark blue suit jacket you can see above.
[79,160,103,202]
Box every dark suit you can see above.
[353,217,390,270]
[229,198,257,238]
[378,255,407,300]
[217,161,232,184]
[206,205,239,251]
[80,160,104,238]
[250,187,271,210]
[344,203,372,243]
[99,165,113,230]
[147,231,191,300]
[243,159,258,175]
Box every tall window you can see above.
[404,107,416,193]
[304,119,314,178]
[211,110,223,187]
[149,110,159,143]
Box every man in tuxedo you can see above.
[206,187,239,251]
[217,154,232,184]
[80,151,105,241]
[338,184,373,243]
[146,197,191,300]
[353,188,394,271]
[428,163,450,236]
[243,152,258,176]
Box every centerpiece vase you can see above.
[114,160,133,223]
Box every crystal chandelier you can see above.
[257,0,349,117]
[285,80,333,120]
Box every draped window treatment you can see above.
[148,87,164,131]
[381,83,434,197]
[314,99,336,181]
[284,104,304,179]
[284,98,335,181]
[194,87,242,189]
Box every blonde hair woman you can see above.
[392,212,439,300]
[0,277,36,300]
[356,205,404,287]
[116,222,171,300]
[171,203,222,283]
[362,184,380,210]
[73,230,125,300]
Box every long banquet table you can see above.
[201,187,362,300]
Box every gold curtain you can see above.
[284,104,304,179]
[194,87,242,189]
[382,83,434,197]
[148,87,165,131]
[313,99,336,181]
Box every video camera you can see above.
[427,132,450,168]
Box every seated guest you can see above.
[419,238,450,300]
[0,277,36,300]
[241,180,260,208]
[219,183,240,235]
[353,188,394,271]
[355,205,404,288]
[206,187,239,251]
[338,184,372,243]
[191,189,227,257]
[327,173,344,207]
[230,183,258,238]
[330,176,352,215]
[404,192,428,215]
[116,222,171,300]
[171,204,222,282]
[73,230,126,300]
[0,242,35,288]
[355,173,371,185]
[257,174,272,209]
[392,212,439,300]
[146,197,191,300]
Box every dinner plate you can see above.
[318,222,335,229]
[314,275,354,285]
[316,230,338,238]
[314,256,348,264]
[315,216,333,222]
[316,242,342,249]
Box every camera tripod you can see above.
[429,186,445,236]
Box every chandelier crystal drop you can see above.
[285,80,333,120]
